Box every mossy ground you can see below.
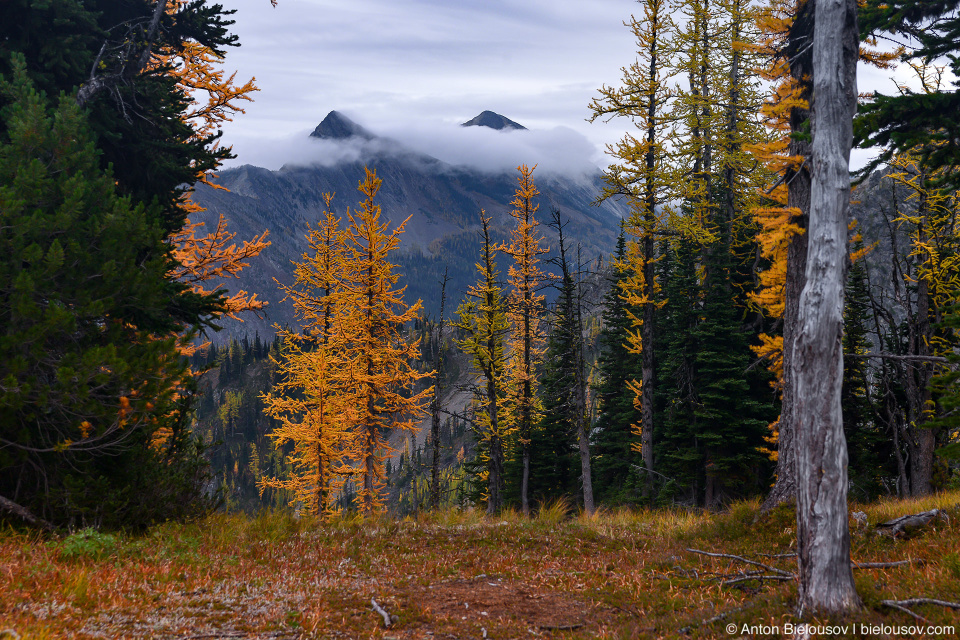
[2,492,959,639]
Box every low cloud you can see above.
[375,118,600,177]
[223,115,602,179]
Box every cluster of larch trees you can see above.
[259,171,432,516]
[266,163,600,519]
[587,0,960,616]
[455,165,596,516]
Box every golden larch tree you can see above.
[588,0,675,497]
[455,212,511,514]
[501,164,548,516]
[339,168,433,514]
[259,194,348,516]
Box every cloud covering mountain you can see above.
[223,110,604,178]
[194,111,628,342]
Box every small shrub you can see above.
[59,528,118,561]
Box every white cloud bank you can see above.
[225,113,602,179]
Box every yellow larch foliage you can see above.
[455,211,510,513]
[501,164,548,514]
[747,0,898,383]
[170,216,270,323]
[259,195,348,517]
[337,168,433,515]
[888,153,960,359]
[155,0,269,337]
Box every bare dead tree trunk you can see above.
[793,0,860,615]
[761,0,813,514]
[574,247,594,516]
[430,270,449,510]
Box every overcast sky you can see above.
[216,0,927,175]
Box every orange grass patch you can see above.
[2,494,959,639]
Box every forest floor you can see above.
[2,492,960,639]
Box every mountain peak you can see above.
[310,111,373,140]
[461,110,526,131]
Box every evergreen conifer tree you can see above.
[0,61,211,529]
[591,227,644,503]
[842,240,890,499]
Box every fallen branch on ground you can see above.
[180,632,298,639]
[876,509,949,538]
[678,606,745,635]
[685,548,794,578]
[721,573,794,586]
[852,559,923,569]
[371,598,392,628]
[879,598,960,624]
[539,624,583,630]
[881,600,932,624]
[881,598,960,614]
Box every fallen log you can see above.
[876,509,949,538]
[0,495,55,532]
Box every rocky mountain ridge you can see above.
[191,111,628,342]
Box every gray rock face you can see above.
[461,110,526,130]
[191,112,626,342]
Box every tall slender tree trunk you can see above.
[488,398,505,515]
[575,380,594,515]
[521,311,532,517]
[793,0,860,615]
[908,202,939,495]
[574,248,594,515]
[410,433,419,514]
[430,271,449,509]
[761,0,813,514]
[638,0,663,501]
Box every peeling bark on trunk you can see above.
[793,0,860,615]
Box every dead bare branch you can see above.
[852,560,923,569]
[685,548,794,578]
[371,598,392,628]
[846,353,951,364]
[678,606,745,635]
[539,624,583,630]
[883,598,960,610]
[879,601,933,624]
[722,574,794,586]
